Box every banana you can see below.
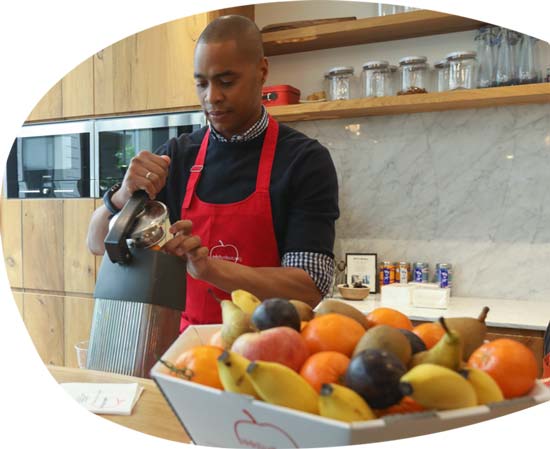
[399,363,477,410]
[246,360,319,414]
[319,383,376,423]
[231,289,262,315]
[217,351,260,399]
[460,367,504,405]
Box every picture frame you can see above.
[345,253,378,294]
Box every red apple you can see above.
[231,327,309,372]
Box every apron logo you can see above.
[210,240,241,263]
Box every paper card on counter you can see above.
[60,382,144,415]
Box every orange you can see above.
[366,307,413,330]
[208,330,225,349]
[169,345,224,390]
[412,322,445,349]
[299,351,350,393]
[300,321,309,331]
[301,313,365,356]
[468,338,538,398]
[375,396,425,417]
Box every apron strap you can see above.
[183,116,279,208]
[182,128,210,210]
[256,115,279,193]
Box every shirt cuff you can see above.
[281,251,335,297]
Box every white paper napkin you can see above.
[61,382,144,415]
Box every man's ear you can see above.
[259,57,269,85]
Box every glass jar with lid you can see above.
[434,59,450,92]
[388,64,398,95]
[327,66,355,100]
[398,56,430,95]
[446,50,478,90]
[361,60,392,97]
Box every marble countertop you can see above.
[327,294,550,332]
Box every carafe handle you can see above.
[104,190,149,264]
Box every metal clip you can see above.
[190,165,203,173]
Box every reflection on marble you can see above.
[290,104,550,301]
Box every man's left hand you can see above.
[161,220,210,280]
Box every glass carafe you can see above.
[517,34,539,84]
[475,26,496,88]
[495,28,517,86]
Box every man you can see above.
[87,15,339,331]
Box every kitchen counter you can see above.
[328,294,550,332]
[47,365,189,443]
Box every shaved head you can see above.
[193,15,268,139]
[196,15,264,63]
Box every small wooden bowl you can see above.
[337,284,370,301]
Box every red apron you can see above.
[543,354,550,383]
[179,116,281,332]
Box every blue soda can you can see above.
[413,262,429,283]
[438,263,453,288]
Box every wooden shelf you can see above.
[268,84,550,122]
[262,10,486,56]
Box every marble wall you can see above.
[289,103,550,301]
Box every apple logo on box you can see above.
[233,409,298,449]
[210,240,241,263]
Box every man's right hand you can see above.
[111,151,171,209]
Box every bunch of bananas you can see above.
[176,291,517,424]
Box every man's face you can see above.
[194,41,268,138]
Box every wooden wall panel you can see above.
[62,57,94,118]
[93,46,115,115]
[64,296,95,368]
[206,5,254,22]
[22,200,64,291]
[24,292,64,365]
[11,290,24,318]
[26,81,63,122]
[94,15,207,115]
[0,199,23,288]
[63,199,96,294]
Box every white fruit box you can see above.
[151,325,550,448]
[381,283,451,309]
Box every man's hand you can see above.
[112,151,171,209]
[161,220,210,280]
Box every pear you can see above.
[289,300,315,322]
[410,317,463,371]
[220,300,253,349]
[445,306,490,361]
[208,289,253,349]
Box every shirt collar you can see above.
[209,106,268,143]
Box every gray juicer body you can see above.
[89,191,186,378]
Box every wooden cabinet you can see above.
[94,5,254,116]
[64,295,95,368]
[94,15,207,115]
[27,57,94,122]
[26,81,62,122]
[63,199,96,295]
[0,199,23,288]
[61,57,94,118]
[22,200,64,292]
[26,6,254,121]
[24,292,65,366]
[11,290,24,318]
